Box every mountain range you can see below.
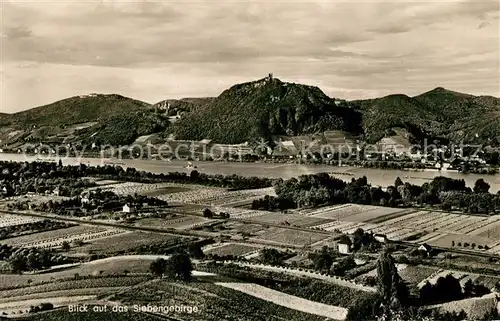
[0,78,498,149]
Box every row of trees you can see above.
[272,173,500,214]
[0,161,275,200]
[0,220,74,240]
[0,244,71,273]
[149,252,193,281]
[9,188,168,217]
[419,275,490,305]
[251,195,296,211]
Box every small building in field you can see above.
[122,204,136,213]
[338,239,351,254]
[374,234,388,243]
[418,243,432,254]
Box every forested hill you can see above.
[2,94,152,127]
[171,76,363,144]
[352,87,500,144]
[0,94,169,146]
[1,80,499,147]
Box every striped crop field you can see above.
[301,203,500,252]
[255,228,331,246]
[0,213,43,228]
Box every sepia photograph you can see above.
[0,0,499,320]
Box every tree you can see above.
[26,253,42,271]
[463,279,490,298]
[187,243,205,259]
[394,177,404,188]
[309,246,334,271]
[487,151,499,166]
[376,248,408,315]
[353,228,365,251]
[190,170,199,181]
[331,256,356,276]
[346,293,383,321]
[474,179,490,194]
[260,248,284,266]
[203,208,214,218]
[9,255,27,274]
[150,258,167,278]
[165,252,193,281]
[421,275,463,305]
[61,241,71,252]
[463,279,474,298]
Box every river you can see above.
[1,153,500,193]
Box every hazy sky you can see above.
[1,0,499,113]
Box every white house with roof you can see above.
[337,238,351,254]
[418,243,432,254]
[122,204,136,213]
[374,234,387,243]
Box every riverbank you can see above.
[1,153,499,193]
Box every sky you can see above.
[0,0,499,113]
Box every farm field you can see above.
[0,225,126,248]
[230,222,267,235]
[0,288,120,312]
[134,216,210,230]
[157,187,226,204]
[416,269,500,290]
[74,231,185,254]
[431,293,498,321]
[158,186,275,206]
[471,218,500,239]
[398,265,438,284]
[216,282,348,320]
[138,186,191,196]
[204,243,261,257]
[93,179,120,185]
[86,182,197,197]
[232,262,376,293]
[0,276,151,299]
[244,212,336,228]
[207,187,277,207]
[420,233,493,250]
[255,228,331,246]
[0,213,43,227]
[113,279,330,321]
[298,203,500,253]
[304,204,406,222]
[0,295,97,316]
[0,255,171,290]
